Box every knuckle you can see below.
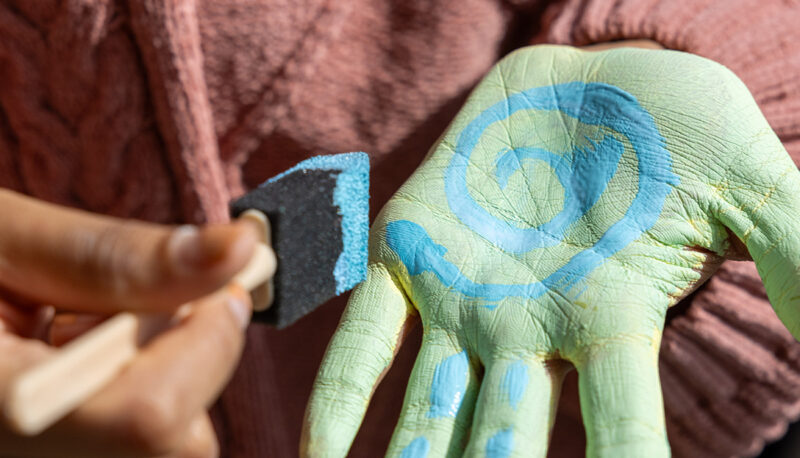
[74,224,126,274]
[117,395,187,456]
[175,420,219,458]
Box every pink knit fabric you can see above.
[0,0,178,222]
[1,0,799,456]
[0,0,514,224]
[540,0,800,162]
[661,263,800,457]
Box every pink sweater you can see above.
[1,1,798,456]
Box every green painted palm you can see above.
[302,45,800,458]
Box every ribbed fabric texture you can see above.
[540,2,800,457]
[541,0,800,162]
[0,1,180,222]
[662,262,800,457]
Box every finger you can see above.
[0,409,218,458]
[160,413,218,458]
[0,334,53,390]
[0,189,257,314]
[385,331,480,458]
[702,82,800,339]
[302,263,414,457]
[463,357,569,458]
[714,144,800,339]
[52,284,251,457]
[576,339,669,457]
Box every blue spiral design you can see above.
[386,82,679,301]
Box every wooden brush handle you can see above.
[4,242,276,436]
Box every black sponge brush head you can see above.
[230,153,370,328]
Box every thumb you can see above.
[715,134,800,340]
[0,190,257,314]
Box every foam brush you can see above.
[5,152,370,435]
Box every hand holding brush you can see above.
[0,152,369,457]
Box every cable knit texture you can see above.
[1,0,799,457]
[0,0,511,223]
[0,0,178,222]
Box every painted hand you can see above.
[303,45,800,457]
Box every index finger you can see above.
[0,190,257,314]
[302,263,414,457]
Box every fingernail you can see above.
[168,225,230,274]
[226,291,251,329]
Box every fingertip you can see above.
[166,223,258,279]
[174,414,219,458]
[124,222,258,313]
[227,220,263,271]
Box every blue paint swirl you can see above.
[428,351,469,418]
[502,361,529,410]
[401,436,430,458]
[385,82,679,300]
[486,428,514,458]
[492,136,624,248]
[446,81,677,254]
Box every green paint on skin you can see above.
[305,45,800,458]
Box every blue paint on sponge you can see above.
[268,152,370,295]
[230,152,370,328]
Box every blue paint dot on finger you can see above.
[486,428,514,458]
[428,351,470,418]
[501,360,529,410]
[401,436,430,458]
